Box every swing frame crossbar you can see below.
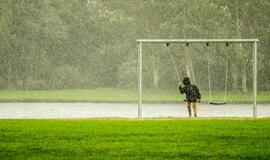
[137,39,259,118]
[137,39,259,43]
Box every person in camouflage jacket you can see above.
[179,77,201,117]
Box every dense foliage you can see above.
[0,0,269,91]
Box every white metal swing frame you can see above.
[137,39,259,118]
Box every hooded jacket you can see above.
[179,77,201,102]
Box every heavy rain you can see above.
[0,1,270,159]
[1,0,269,118]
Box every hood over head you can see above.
[183,77,191,85]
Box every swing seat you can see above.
[210,102,226,105]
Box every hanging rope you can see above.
[167,43,180,81]
[186,43,197,84]
[224,43,229,102]
[166,43,197,85]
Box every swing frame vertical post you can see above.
[138,42,142,118]
[253,41,257,118]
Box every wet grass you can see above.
[0,118,269,159]
[0,88,269,103]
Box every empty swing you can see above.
[206,42,229,105]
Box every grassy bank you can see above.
[0,119,269,159]
[0,88,269,103]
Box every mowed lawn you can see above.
[0,88,269,103]
[0,119,269,159]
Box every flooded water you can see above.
[0,103,269,118]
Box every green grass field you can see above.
[0,119,269,159]
[0,88,269,103]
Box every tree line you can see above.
[0,0,269,91]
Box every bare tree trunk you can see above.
[241,63,247,92]
[7,60,12,88]
[153,66,159,89]
[236,11,247,93]
[232,4,242,91]
[231,62,238,90]
[183,0,190,80]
